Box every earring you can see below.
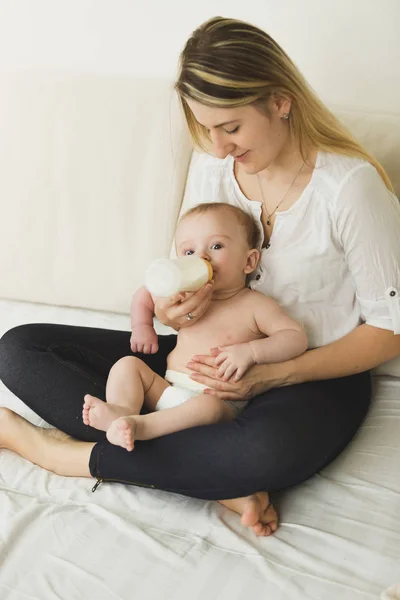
[282,113,290,120]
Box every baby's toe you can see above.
[82,408,90,425]
[124,429,135,451]
[83,394,96,409]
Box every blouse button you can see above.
[389,290,396,297]
[255,274,261,281]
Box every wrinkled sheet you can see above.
[0,299,399,600]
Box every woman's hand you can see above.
[186,352,291,401]
[154,282,214,330]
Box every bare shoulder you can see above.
[240,288,281,311]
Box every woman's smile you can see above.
[233,150,250,162]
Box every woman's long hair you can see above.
[175,16,393,191]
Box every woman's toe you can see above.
[269,520,278,533]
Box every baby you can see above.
[82,203,308,451]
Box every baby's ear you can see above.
[244,248,260,274]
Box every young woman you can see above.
[1,16,399,537]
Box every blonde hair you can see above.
[179,202,260,249]
[175,16,394,192]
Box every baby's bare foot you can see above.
[106,416,137,452]
[82,395,130,431]
[219,492,278,536]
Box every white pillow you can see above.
[372,356,400,378]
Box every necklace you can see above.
[256,160,305,226]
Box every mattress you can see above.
[0,298,399,600]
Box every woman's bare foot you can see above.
[0,407,18,450]
[0,407,93,477]
[218,492,278,536]
[106,416,137,452]
[82,395,131,431]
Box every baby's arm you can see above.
[130,286,159,354]
[248,296,308,364]
[214,295,308,381]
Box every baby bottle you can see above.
[144,256,213,297]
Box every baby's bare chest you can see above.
[179,297,260,350]
[167,293,265,371]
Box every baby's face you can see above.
[175,210,255,290]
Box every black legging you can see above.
[0,323,371,500]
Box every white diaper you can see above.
[154,369,248,416]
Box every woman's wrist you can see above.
[252,359,297,393]
[154,309,179,331]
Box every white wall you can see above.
[0,0,399,312]
[0,0,399,113]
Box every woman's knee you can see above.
[1,323,30,346]
[1,323,54,353]
[0,323,65,386]
[0,324,38,371]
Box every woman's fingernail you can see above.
[186,362,194,368]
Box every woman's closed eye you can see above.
[205,126,240,135]
[225,126,239,135]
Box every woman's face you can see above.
[186,96,292,174]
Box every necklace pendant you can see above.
[267,219,271,226]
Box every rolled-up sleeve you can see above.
[335,164,400,334]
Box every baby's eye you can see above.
[211,243,223,250]
[184,249,194,256]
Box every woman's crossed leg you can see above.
[0,406,277,536]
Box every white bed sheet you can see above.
[0,299,399,600]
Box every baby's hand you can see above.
[210,343,256,382]
[130,325,158,354]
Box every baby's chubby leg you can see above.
[107,393,235,451]
[82,356,170,432]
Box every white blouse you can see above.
[179,150,400,348]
